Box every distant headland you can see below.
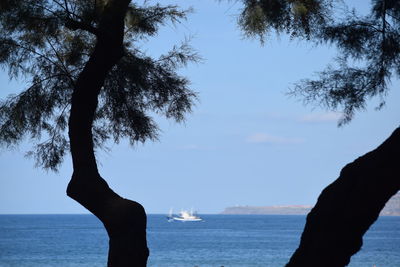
[221,192,400,216]
[221,205,313,215]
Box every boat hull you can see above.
[172,217,202,222]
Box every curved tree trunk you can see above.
[66,1,149,266]
[286,127,400,267]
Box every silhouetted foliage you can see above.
[235,0,333,42]
[235,0,399,125]
[292,0,400,125]
[0,0,198,170]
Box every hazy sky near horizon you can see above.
[1,0,399,214]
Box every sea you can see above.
[0,214,399,267]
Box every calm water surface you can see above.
[0,215,399,266]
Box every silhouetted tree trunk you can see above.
[66,1,149,266]
[286,127,400,267]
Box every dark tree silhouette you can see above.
[0,0,198,265]
[233,0,400,266]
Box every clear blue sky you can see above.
[0,0,399,214]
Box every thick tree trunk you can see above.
[66,1,149,266]
[67,173,148,266]
[286,127,400,267]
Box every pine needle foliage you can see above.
[236,0,333,42]
[0,0,199,171]
[292,0,400,125]
[236,0,399,125]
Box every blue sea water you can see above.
[0,214,399,267]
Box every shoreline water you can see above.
[0,214,399,267]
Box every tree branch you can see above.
[65,18,99,36]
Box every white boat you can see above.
[167,208,203,222]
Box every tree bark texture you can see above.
[66,1,149,266]
[286,127,400,267]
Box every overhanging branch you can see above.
[65,18,100,36]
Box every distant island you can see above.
[221,192,400,216]
[221,205,313,215]
[380,192,400,216]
